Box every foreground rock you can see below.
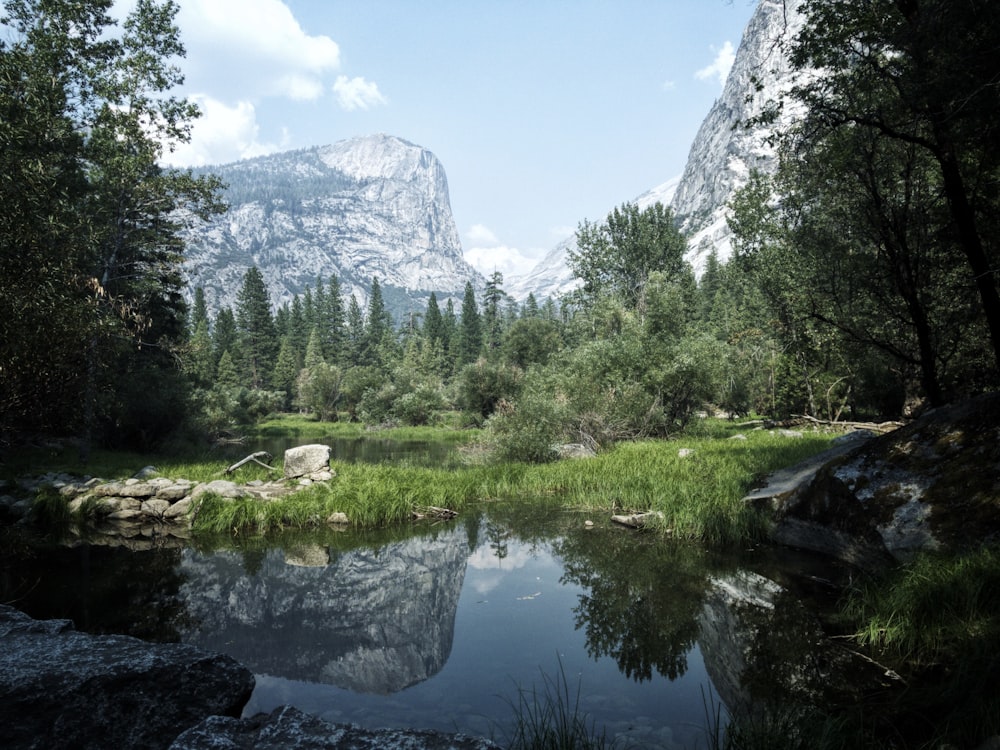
[0,604,254,750]
[749,394,1000,568]
[171,705,502,750]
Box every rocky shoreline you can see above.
[0,604,499,750]
[0,444,342,548]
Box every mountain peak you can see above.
[183,135,481,317]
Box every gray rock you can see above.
[284,444,332,479]
[191,480,249,501]
[555,443,596,459]
[0,605,254,750]
[170,705,502,750]
[759,393,1000,568]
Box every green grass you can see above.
[2,418,836,545]
[844,546,1000,663]
[192,423,836,545]
[498,657,616,750]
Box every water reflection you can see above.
[2,512,864,747]
[557,530,718,682]
[178,525,469,694]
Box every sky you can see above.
[151,0,758,278]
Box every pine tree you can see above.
[212,307,237,369]
[458,282,482,365]
[346,295,365,367]
[324,275,346,363]
[272,336,299,406]
[523,293,540,319]
[235,266,277,389]
[423,292,445,348]
[304,327,325,369]
[361,278,393,366]
[191,287,209,333]
[216,350,240,390]
[482,272,506,357]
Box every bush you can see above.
[483,386,568,463]
[458,359,524,421]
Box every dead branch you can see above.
[224,451,277,475]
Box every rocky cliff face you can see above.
[509,0,806,300]
[182,134,482,316]
[671,0,805,271]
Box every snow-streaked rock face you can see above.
[508,0,806,300]
[672,0,806,272]
[182,134,483,316]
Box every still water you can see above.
[6,506,849,749]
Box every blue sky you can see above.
[156,0,757,277]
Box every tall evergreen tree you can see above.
[0,0,223,443]
[235,266,277,389]
[272,336,298,407]
[423,292,445,348]
[458,282,483,365]
[482,272,506,357]
[324,275,346,363]
[212,306,237,368]
[190,287,209,333]
[362,277,393,366]
[345,294,365,367]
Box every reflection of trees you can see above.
[556,531,716,682]
[485,520,510,563]
[3,539,191,642]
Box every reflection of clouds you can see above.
[466,542,551,596]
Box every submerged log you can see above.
[610,511,664,529]
[412,505,458,521]
[224,451,276,476]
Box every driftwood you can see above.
[224,451,277,475]
[736,416,904,434]
[792,414,905,434]
[412,505,458,521]
[610,511,665,529]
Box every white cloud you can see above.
[661,79,677,92]
[464,245,540,279]
[463,224,541,277]
[162,96,286,167]
[333,75,388,111]
[175,0,341,102]
[695,40,736,87]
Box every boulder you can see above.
[170,705,502,750]
[0,605,254,750]
[754,393,1000,568]
[283,444,332,479]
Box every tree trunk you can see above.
[932,127,1000,378]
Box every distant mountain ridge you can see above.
[182,2,805,312]
[182,134,483,317]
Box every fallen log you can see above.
[412,505,458,521]
[610,511,664,529]
[791,414,905,433]
[224,451,277,476]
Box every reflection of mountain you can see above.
[177,526,469,694]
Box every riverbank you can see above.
[1,420,837,546]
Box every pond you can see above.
[4,505,854,749]
[221,434,463,469]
